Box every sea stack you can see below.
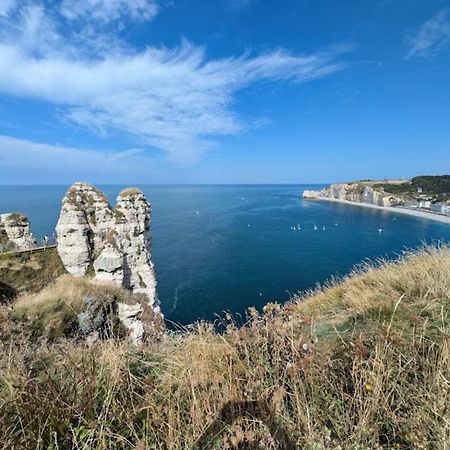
[0,213,35,251]
[56,183,159,313]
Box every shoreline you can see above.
[307,196,450,225]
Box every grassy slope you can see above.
[1,246,450,449]
[4,275,165,341]
[0,248,66,303]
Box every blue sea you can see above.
[1,185,450,325]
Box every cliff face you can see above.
[55,184,110,276]
[303,182,404,207]
[93,188,157,306]
[56,183,159,342]
[0,213,35,251]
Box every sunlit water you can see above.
[1,185,450,325]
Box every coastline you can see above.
[307,196,450,225]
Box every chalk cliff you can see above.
[303,182,404,207]
[56,183,160,342]
[0,213,35,251]
[55,183,111,276]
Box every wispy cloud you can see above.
[0,0,17,17]
[60,0,159,23]
[0,1,349,163]
[0,135,155,184]
[406,9,450,59]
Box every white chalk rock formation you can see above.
[0,213,34,250]
[56,183,111,276]
[93,243,124,286]
[56,183,160,327]
[118,302,146,343]
[303,182,403,207]
[302,190,321,199]
[114,189,158,308]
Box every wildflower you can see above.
[364,383,373,392]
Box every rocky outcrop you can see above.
[112,188,157,304]
[55,183,111,276]
[76,287,164,344]
[302,190,321,199]
[303,182,404,207]
[0,213,35,250]
[56,183,160,342]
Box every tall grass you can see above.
[1,245,450,449]
[0,247,65,302]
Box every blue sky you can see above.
[0,0,449,184]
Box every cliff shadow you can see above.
[0,281,17,304]
[196,399,296,449]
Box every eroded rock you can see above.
[114,188,157,308]
[56,183,111,276]
[0,213,35,250]
[303,182,403,207]
[56,183,161,342]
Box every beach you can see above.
[309,196,450,225]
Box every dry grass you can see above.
[119,187,143,198]
[6,275,151,341]
[1,245,450,449]
[0,247,66,303]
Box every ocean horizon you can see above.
[2,184,450,325]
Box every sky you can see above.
[0,0,449,184]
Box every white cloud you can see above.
[60,0,159,22]
[0,1,349,163]
[406,10,450,59]
[0,0,17,17]
[0,134,155,183]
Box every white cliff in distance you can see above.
[303,182,404,207]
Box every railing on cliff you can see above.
[0,242,57,255]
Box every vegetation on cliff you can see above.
[377,175,450,199]
[0,248,65,303]
[4,275,163,342]
[0,246,450,449]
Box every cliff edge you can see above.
[303,181,404,207]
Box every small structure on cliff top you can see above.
[56,183,160,342]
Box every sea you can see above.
[1,184,450,326]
